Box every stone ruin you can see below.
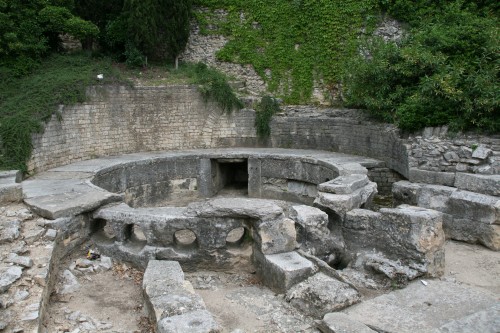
[3,145,498,333]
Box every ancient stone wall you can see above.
[28,85,499,188]
[406,126,500,175]
[28,85,256,173]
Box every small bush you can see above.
[192,63,243,113]
[255,96,280,138]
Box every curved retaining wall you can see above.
[28,85,409,178]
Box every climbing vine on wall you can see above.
[193,0,378,104]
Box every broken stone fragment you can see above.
[23,226,45,245]
[43,228,58,241]
[286,272,361,319]
[319,312,376,333]
[59,270,80,294]
[98,256,113,270]
[0,220,20,244]
[0,266,23,292]
[317,174,370,194]
[471,145,492,159]
[6,253,33,268]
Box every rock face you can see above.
[393,180,500,250]
[285,272,361,319]
[344,205,445,277]
[143,260,220,333]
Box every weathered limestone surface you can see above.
[343,280,499,333]
[289,205,339,257]
[0,171,22,203]
[285,272,361,319]
[0,266,23,292]
[454,173,500,196]
[432,302,500,333]
[252,251,315,293]
[24,148,381,220]
[314,175,377,220]
[186,198,284,221]
[344,205,445,277]
[393,180,500,250]
[319,313,376,333]
[254,218,296,255]
[0,220,21,244]
[143,260,220,333]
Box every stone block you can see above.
[417,184,456,212]
[319,313,376,333]
[317,174,369,194]
[147,285,206,320]
[344,205,445,277]
[444,219,500,251]
[448,191,499,225]
[143,260,210,326]
[455,173,500,197]
[0,183,22,204]
[285,273,361,319]
[253,251,315,293]
[472,145,492,159]
[254,218,296,255]
[409,168,455,186]
[157,310,220,333]
[392,181,421,206]
[314,182,377,220]
[143,260,185,291]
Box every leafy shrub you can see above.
[192,63,243,113]
[255,96,280,138]
[343,2,499,132]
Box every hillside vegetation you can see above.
[0,0,498,171]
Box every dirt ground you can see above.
[41,238,499,333]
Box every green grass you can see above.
[0,53,127,172]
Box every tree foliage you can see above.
[0,0,98,73]
[342,1,499,132]
[104,0,192,64]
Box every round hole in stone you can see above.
[174,229,197,246]
[189,320,203,327]
[226,227,246,246]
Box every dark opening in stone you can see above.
[214,159,248,195]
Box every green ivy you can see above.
[194,0,378,104]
